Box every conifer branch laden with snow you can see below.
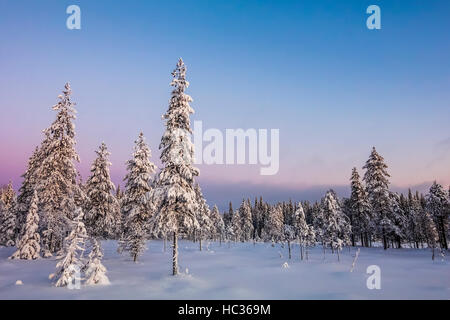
[10,191,41,260]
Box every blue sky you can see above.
[1,0,449,210]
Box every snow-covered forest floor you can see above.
[0,240,448,299]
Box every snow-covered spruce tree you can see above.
[239,199,254,242]
[283,224,295,259]
[419,211,440,260]
[320,190,348,260]
[312,202,324,244]
[10,191,41,260]
[52,208,87,288]
[426,182,449,250]
[363,147,392,250]
[294,203,315,260]
[118,132,156,261]
[36,83,81,254]
[16,147,42,228]
[148,58,200,276]
[194,184,212,251]
[0,181,18,246]
[263,204,283,244]
[84,238,110,285]
[406,190,424,248]
[388,192,407,248]
[0,199,17,247]
[349,167,372,247]
[209,205,225,243]
[0,181,16,211]
[230,209,242,242]
[84,142,121,239]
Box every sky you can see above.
[0,0,449,210]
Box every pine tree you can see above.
[321,190,347,260]
[363,147,392,250]
[118,132,156,260]
[388,192,407,248]
[294,203,315,260]
[0,200,17,246]
[283,224,295,259]
[52,208,87,288]
[231,209,242,242]
[85,143,121,239]
[239,199,254,241]
[263,205,283,244]
[349,167,372,247]
[84,238,110,285]
[407,190,423,248]
[420,211,440,260]
[193,184,212,250]
[36,83,81,254]
[0,181,16,210]
[17,146,44,229]
[148,58,200,276]
[209,205,225,243]
[426,182,449,250]
[10,191,41,260]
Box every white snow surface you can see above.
[0,241,448,299]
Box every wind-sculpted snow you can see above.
[0,240,448,299]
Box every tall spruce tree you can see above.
[10,191,41,260]
[263,205,283,243]
[118,132,156,260]
[194,184,212,251]
[148,58,200,276]
[363,147,392,250]
[209,205,225,243]
[85,143,120,239]
[321,190,349,260]
[294,203,315,260]
[36,83,81,254]
[239,199,254,242]
[0,198,17,246]
[349,167,372,247]
[426,182,449,250]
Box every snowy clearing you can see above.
[0,240,449,300]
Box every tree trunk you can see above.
[199,237,202,251]
[288,240,291,259]
[164,237,167,252]
[439,217,448,250]
[300,244,304,261]
[172,231,178,276]
[133,253,137,262]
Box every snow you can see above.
[0,240,448,299]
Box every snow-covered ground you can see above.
[0,240,448,299]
